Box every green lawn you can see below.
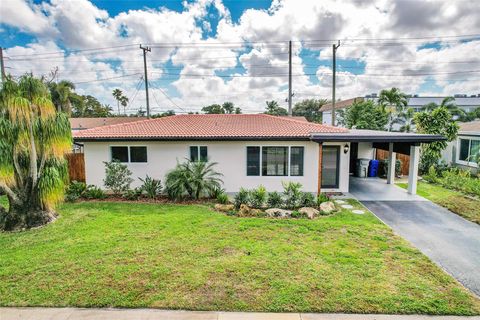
[398,182,480,225]
[0,199,479,315]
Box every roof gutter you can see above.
[310,133,446,143]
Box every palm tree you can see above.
[112,88,123,115]
[378,88,408,131]
[422,97,465,118]
[398,107,415,132]
[49,80,76,115]
[0,75,72,231]
[120,95,129,115]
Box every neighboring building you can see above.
[73,114,444,195]
[70,117,146,131]
[321,94,480,127]
[442,121,480,170]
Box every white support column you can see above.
[387,142,396,184]
[408,144,420,195]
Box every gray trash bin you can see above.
[356,158,370,178]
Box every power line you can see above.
[148,80,187,113]
[72,73,142,84]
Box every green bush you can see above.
[423,166,438,183]
[103,161,133,196]
[139,175,162,199]
[249,185,267,208]
[65,181,87,202]
[267,191,283,208]
[282,181,303,209]
[83,185,106,199]
[217,192,229,204]
[234,188,249,209]
[123,188,143,201]
[290,210,306,218]
[379,159,402,177]
[316,193,330,206]
[300,192,316,207]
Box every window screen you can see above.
[459,139,470,161]
[246,147,260,176]
[200,146,208,162]
[262,147,288,176]
[130,146,147,163]
[290,147,304,176]
[190,146,199,162]
[111,146,129,162]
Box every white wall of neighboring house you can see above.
[357,142,375,159]
[83,140,351,193]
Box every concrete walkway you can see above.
[349,177,480,296]
[1,308,478,319]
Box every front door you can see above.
[321,146,340,188]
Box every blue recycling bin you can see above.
[368,159,379,177]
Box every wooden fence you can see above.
[66,153,85,182]
[375,149,410,176]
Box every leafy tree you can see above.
[398,107,415,132]
[71,95,113,117]
[49,80,76,115]
[202,104,224,114]
[222,102,235,114]
[292,99,327,122]
[378,88,408,131]
[264,100,288,116]
[234,107,242,114]
[422,97,465,119]
[414,107,459,173]
[164,160,223,200]
[152,110,176,118]
[0,75,72,231]
[103,161,133,196]
[338,100,388,130]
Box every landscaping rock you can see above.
[214,204,235,212]
[238,204,264,217]
[341,204,354,209]
[319,201,336,214]
[265,208,292,218]
[298,207,319,219]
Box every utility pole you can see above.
[0,48,6,83]
[331,41,340,126]
[288,40,293,116]
[140,44,151,118]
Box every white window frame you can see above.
[456,137,480,167]
[110,145,148,163]
[246,145,304,177]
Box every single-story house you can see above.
[73,114,444,195]
[442,121,480,170]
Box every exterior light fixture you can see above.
[343,143,350,154]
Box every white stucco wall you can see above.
[357,142,375,159]
[83,140,351,193]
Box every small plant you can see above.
[300,192,316,207]
[210,186,225,199]
[423,165,438,183]
[103,161,133,196]
[65,181,87,202]
[123,188,143,201]
[249,185,267,208]
[267,191,283,208]
[316,193,330,206]
[139,175,162,199]
[83,185,106,199]
[282,181,303,209]
[234,187,249,209]
[217,192,229,204]
[290,210,305,218]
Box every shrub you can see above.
[210,186,225,199]
[65,181,87,202]
[379,159,402,177]
[103,161,133,196]
[290,210,306,218]
[234,187,249,209]
[139,175,162,199]
[423,165,438,183]
[316,193,330,206]
[267,191,283,208]
[123,188,143,201]
[300,192,316,207]
[165,160,223,200]
[282,181,303,209]
[83,185,106,199]
[249,185,267,208]
[217,192,229,204]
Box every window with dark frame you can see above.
[246,146,260,176]
[290,147,304,176]
[111,146,148,163]
[262,147,288,176]
[190,146,208,162]
[130,146,148,163]
[111,146,129,163]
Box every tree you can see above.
[152,110,176,118]
[112,89,123,115]
[234,107,242,114]
[398,107,415,132]
[120,95,129,115]
[202,104,225,114]
[337,100,388,130]
[378,88,408,131]
[103,161,133,196]
[49,80,76,115]
[422,97,465,119]
[0,75,72,231]
[264,100,288,116]
[71,95,112,117]
[222,102,235,114]
[414,107,459,173]
[292,99,327,122]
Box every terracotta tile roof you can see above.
[70,117,146,130]
[73,114,347,140]
[320,97,364,112]
[459,121,480,133]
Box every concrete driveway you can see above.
[349,177,480,296]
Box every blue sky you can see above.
[1,0,480,114]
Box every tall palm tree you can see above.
[112,88,123,115]
[49,80,76,115]
[120,95,129,115]
[422,97,465,118]
[0,75,72,231]
[378,88,408,131]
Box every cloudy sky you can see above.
[1,0,480,114]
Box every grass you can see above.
[398,182,480,225]
[0,198,479,315]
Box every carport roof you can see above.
[310,129,445,143]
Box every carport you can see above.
[311,130,446,195]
